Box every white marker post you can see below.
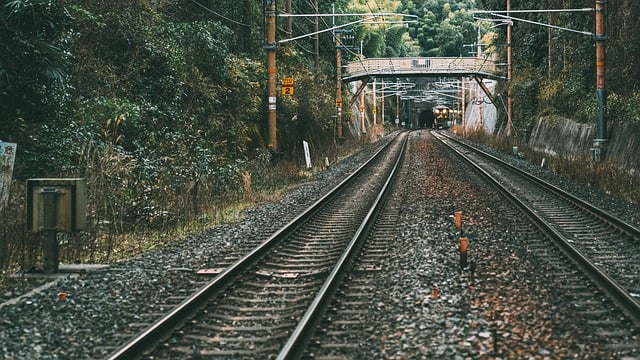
[0,141,17,213]
[302,140,312,169]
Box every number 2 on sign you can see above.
[282,86,294,96]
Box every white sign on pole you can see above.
[302,140,311,169]
[0,142,17,212]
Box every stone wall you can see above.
[528,117,640,170]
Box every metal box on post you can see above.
[26,178,87,273]
[26,178,87,233]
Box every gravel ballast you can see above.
[0,130,638,359]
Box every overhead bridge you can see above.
[343,57,502,82]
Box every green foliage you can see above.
[347,0,421,58]
[399,0,477,56]
[0,0,79,177]
[509,66,540,138]
[607,92,640,126]
[4,0,637,268]
[0,0,73,154]
[475,0,640,137]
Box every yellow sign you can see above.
[282,86,294,96]
[336,99,342,107]
[281,77,294,86]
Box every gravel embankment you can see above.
[0,136,392,360]
[317,131,638,358]
[0,130,638,359]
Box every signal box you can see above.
[26,178,87,233]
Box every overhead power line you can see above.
[189,0,250,27]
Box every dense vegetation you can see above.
[476,0,640,134]
[1,0,639,269]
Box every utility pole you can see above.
[335,31,343,139]
[395,80,400,127]
[314,0,320,69]
[476,24,484,132]
[381,79,385,125]
[266,0,278,152]
[461,79,466,138]
[286,0,292,36]
[372,79,377,125]
[506,0,513,136]
[593,0,607,161]
[360,85,366,134]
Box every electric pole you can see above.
[286,0,292,36]
[373,79,377,125]
[506,0,513,136]
[335,32,343,139]
[266,0,278,152]
[314,0,319,69]
[594,0,607,160]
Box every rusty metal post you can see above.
[336,32,343,139]
[314,0,319,69]
[360,84,366,134]
[372,79,377,125]
[506,0,513,136]
[286,0,292,36]
[266,0,278,153]
[381,79,385,125]
[459,237,468,269]
[593,0,607,161]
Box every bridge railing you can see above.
[344,57,498,78]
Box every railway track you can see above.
[302,167,403,359]
[432,131,640,327]
[105,132,408,359]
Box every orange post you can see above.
[459,237,468,269]
[454,211,463,229]
[431,285,439,300]
[459,237,468,253]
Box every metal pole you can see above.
[593,0,607,161]
[360,84,366,134]
[372,79,377,125]
[478,82,483,131]
[462,80,466,138]
[381,79,385,125]
[266,0,278,152]
[335,31,343,139]
[286,0,292,36]
[506,0,513,136]
[314,0,319,69]
[396,85,399,127]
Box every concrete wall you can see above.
[528,117,640,170]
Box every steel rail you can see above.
[277,132,408,359]
[441,132,640,242]
[432,131,640,326]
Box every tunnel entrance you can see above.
[419,110,435,128]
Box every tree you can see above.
[0,0,72,142]
[399,0,478,56]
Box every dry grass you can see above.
[461,129,639,204]
[0,136,368,275]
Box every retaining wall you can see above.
[528,117,640,170]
